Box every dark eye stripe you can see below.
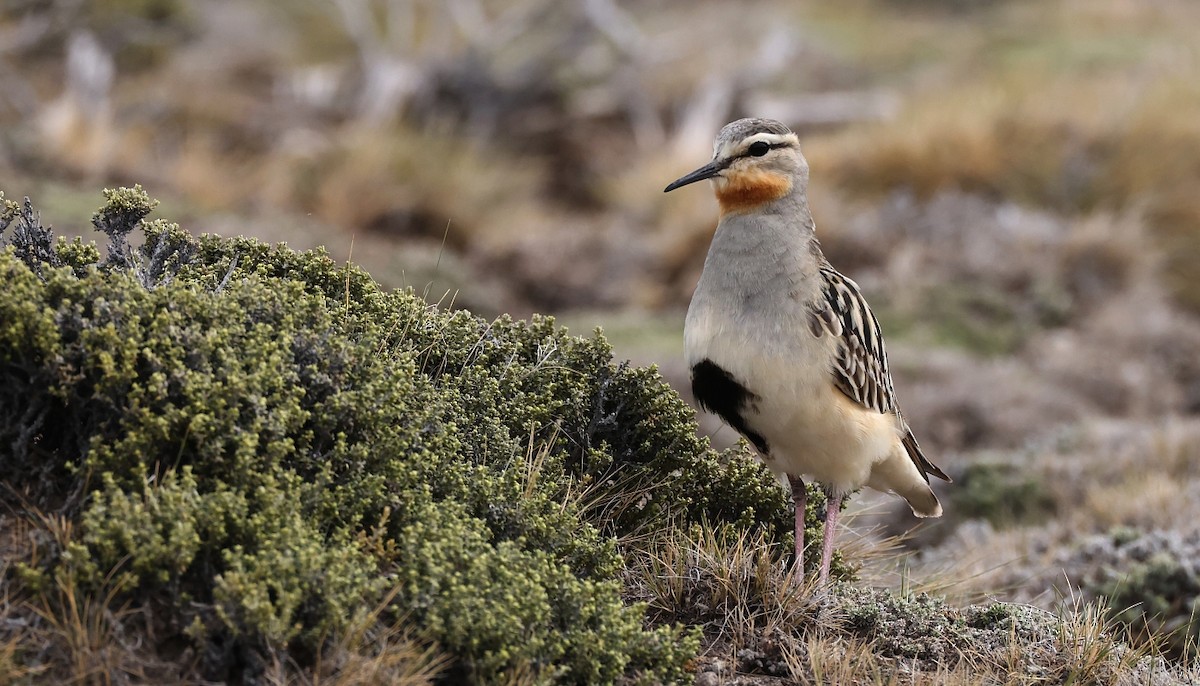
[711,141,793,169]
[741,142,791,158]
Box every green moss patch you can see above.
[951,460,1058,528]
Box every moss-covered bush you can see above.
[1104,553,1200,660]
[831,588,1153,683]
[0,188,809,683]
[1067,529,1200,661]
[950,460,1058,528]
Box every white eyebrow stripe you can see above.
[715,132,800,159]
[745,132,795,146]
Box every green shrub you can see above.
[0,187,810,683]
[1104,553,1200,660]
[1068,530,1200,661]
[951,460,1057,528]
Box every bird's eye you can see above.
[748,141,771,157]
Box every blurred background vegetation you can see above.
[5,1,1200,315]
[4,0,1200,665]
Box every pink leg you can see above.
[818,489,841,585]
[788,475,807,575]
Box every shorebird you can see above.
[665,118,950,584]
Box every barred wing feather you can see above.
[810,266,951,483]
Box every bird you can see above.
[664,118,950,585]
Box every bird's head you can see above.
[664,118,806,216]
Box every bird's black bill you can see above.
[664,160,724,192]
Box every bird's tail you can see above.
[868,447,945,518]
[902,482,942,518]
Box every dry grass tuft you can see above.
[624,512,1200,684]
[625,524,815,645]
[785,635,892,685]
[24,566,158,684]
[282,587,448,686]
[1048,595,1151,684]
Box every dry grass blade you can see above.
[625,522,815,645]
[786,635,892,686]
[1053,597,1144,683]
[0,564,42,683]
[25,564,145,685]
[303,584,449,686]
[0,636,38,684]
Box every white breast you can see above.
[685,284,903,494]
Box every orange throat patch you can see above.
[715,169,792,216]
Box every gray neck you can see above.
[698,192,823,301]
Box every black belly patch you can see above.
[691,359,769,455]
